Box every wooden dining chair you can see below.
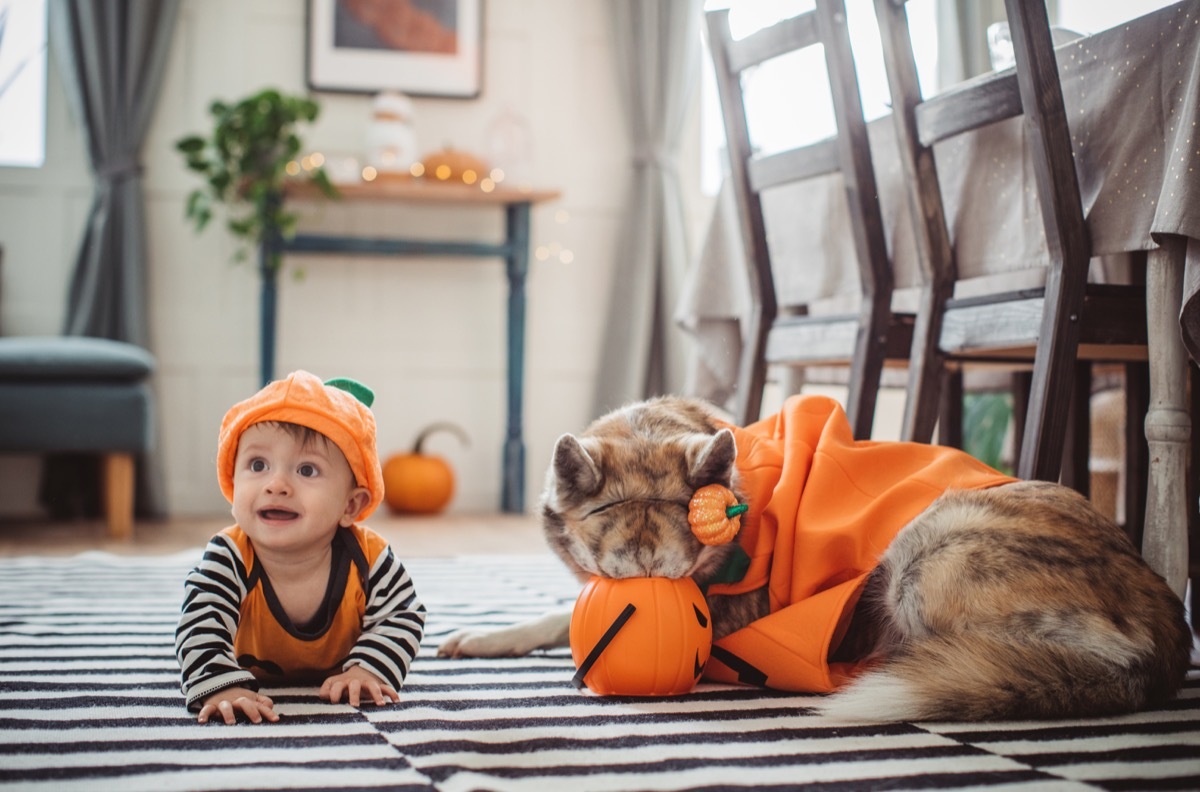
[706,1,912,434]
[874,0,1150,498]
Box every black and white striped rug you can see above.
[1,551,1197,791]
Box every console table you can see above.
[258,179,561,513]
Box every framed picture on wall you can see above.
[306,0,482,97]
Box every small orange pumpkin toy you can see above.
[688,483,748,545]
[570,576,712,696]
[382,423,468,514]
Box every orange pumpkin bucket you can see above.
[569,576,712,696]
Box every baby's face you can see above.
[230,423,368,557]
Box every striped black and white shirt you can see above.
[175,523,425,710]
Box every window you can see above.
[698,0,1178,197]
[1056,0,1180,35]
[700,0,938,195]
[0,0,48,168]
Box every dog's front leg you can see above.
[438,609,572,658]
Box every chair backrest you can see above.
[706,0,891,425]
[876,0,1094,467]
[875,0,1089,292]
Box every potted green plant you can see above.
[175,88,337,271]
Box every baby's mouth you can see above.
[258,508,299,521]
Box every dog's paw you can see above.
[439,611,571,658]
[438,629,518,658]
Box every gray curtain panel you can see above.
[593,0,701,417]
[51,0,178,344]
[47,0,179,517]
[675,178,749,412]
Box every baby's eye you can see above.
[297,463,319,478]
[249,458,268,473]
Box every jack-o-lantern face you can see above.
[569,576,712,696]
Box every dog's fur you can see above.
[440,396,1191,721]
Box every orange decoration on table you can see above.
[570,576,712,696]
[688,484,747,545]
[419,147,490,184]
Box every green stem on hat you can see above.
[324,377,374,408]
[726,503,748,518]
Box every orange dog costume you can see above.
[703,395,1014,693]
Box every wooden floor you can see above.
[0,512,551,558]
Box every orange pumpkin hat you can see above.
[216,370,385,521]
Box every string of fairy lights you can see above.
[285,152,575,265]
[288,151,504,191]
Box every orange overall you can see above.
[703,395,1014,693]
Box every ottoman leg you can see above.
[104,453,135,540]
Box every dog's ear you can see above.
[685,428,736,488]
[550,433,602,498]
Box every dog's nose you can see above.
[636,548,657,577]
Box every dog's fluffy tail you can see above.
[815,627,1188,722]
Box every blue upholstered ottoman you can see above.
[0,337,155,538]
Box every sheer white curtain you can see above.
[592,0,702,417]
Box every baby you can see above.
[175,370,426,724]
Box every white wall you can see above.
[0,0,708,518]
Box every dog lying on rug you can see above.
[440,395,1191,721]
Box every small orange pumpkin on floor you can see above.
[382,423,469,514]
[570,576,712,696]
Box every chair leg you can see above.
[735,305,772,426]
[1188,362,1199,600]
[1011,371,1032,465]
[1060,361,1091,496]
[937,368,964,449]
[902,284,951,444]
[103,453,135,540]
[1017,291,1086,483]
[1190,361,1199,534]
[1123,362,1149,547]
[845,303,890,440]
[845,359,882,440]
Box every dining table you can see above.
[678,0,1200,597]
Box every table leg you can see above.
[502,203,531,513]
[1143,236,1190,599]
[259,260,278,388]
[259,225,281,388]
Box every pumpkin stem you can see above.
[413,422,470,454]
[725,503,748,518]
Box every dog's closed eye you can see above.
[583,498,689,518]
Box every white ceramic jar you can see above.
[365,91,419,176]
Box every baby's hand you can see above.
[198,686,279,725]
[320,665,400,708]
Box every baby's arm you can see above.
[175,537,260,720]
[335,545,426,704]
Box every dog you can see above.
[440,395,1191,721]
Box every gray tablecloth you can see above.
[680,1,1200,405]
